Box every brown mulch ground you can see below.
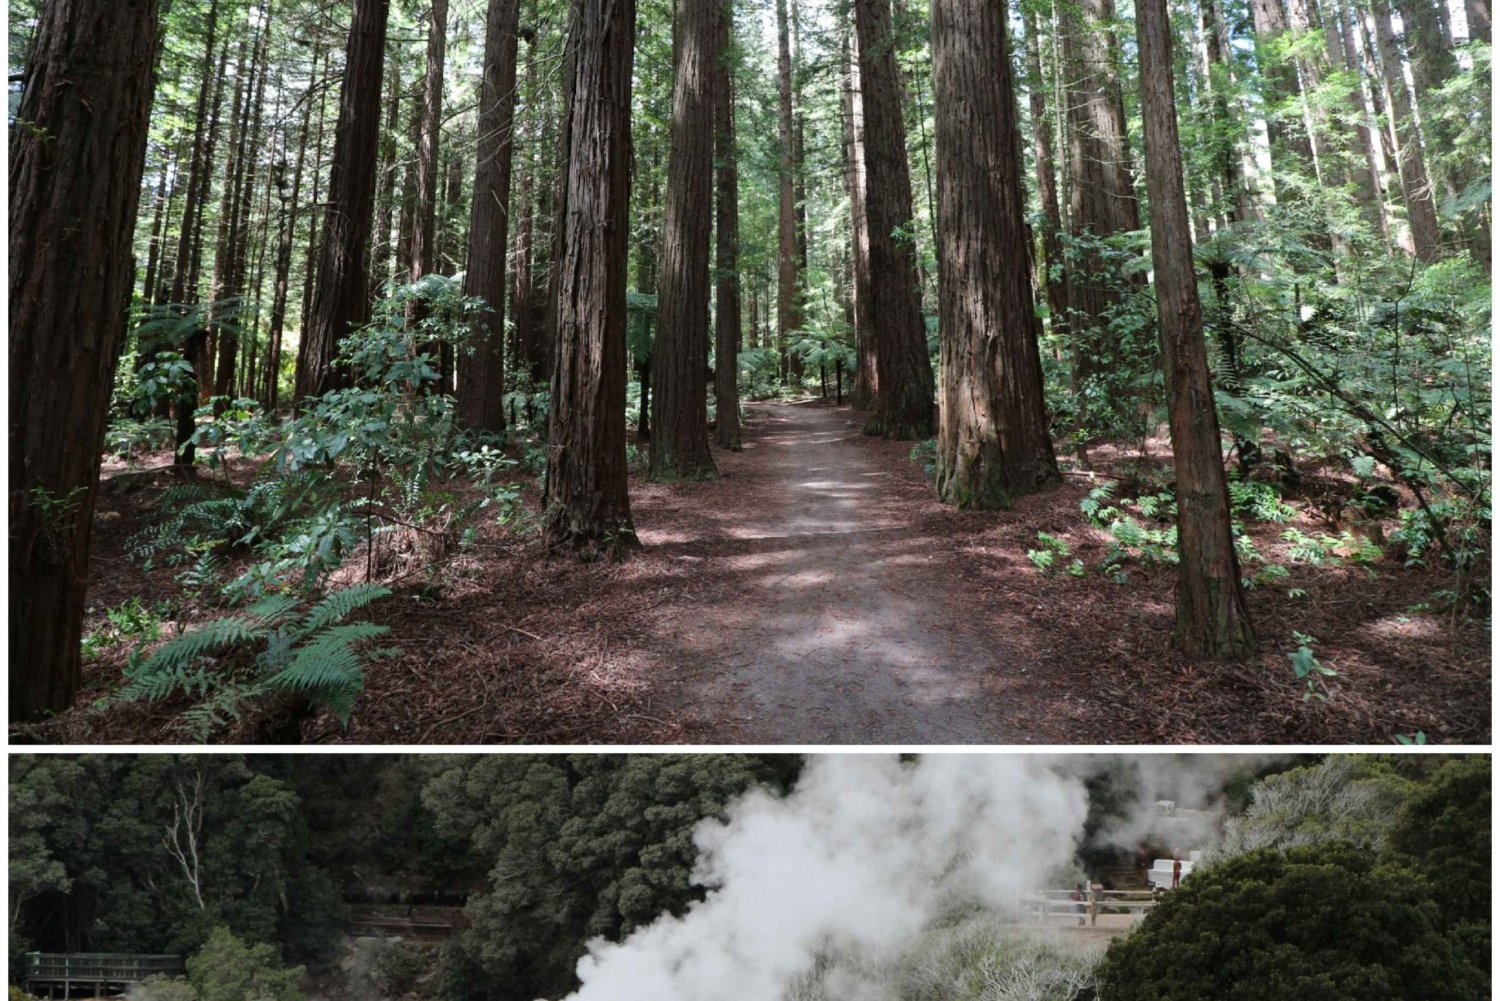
[15,399,1489,746]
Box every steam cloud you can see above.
[564,754,1257,1001]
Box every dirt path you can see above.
[45,399,1487,746]
[634,401,1049,743]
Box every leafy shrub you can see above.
[1214,757,1417,857]
[373,940,429,995]
[1095,843,1487,1001]
[1387,756,1491,928]
[186,927,304,1001]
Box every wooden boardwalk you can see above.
[22,953,183,998]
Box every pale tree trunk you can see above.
[1330,0,1390,241]
[649,0,718,481]
[162,768,208,911]
[931,0,1060,509]
[10,0,159,720]
[458,0,521,432]
[1369,0,1443,260]
[1249,0,1316,173]
[543,0,639,552]
[854,0,935,439]
[1137,0,1258,661]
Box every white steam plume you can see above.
[566,755,1093,1001]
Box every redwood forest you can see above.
[7,0,1491,744]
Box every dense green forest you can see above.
[8,753,1490,1000]
[8,0,1490,744]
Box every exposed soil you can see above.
[19,399,1489,746]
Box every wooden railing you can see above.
[23,953,184,997]
[1027,889,1159,926]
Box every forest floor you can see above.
[28,399,1489,746]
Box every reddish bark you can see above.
[855,0,935,439]
[295,0,391,402]
[931,0,1060,509]
[543,0,639,552]
[458,0,521,432]
[1137,0,1258,660]
[650,0,719,481]
[10,0,160,719]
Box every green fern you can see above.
[103,583,394,737]
[264,623,387,697]
[301,583,390,633]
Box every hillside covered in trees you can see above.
[8,753,1491,1001]
[8,0,1490,745]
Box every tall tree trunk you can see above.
[1250,0,1316,172]
[373,55,402,289]
[10,0,159,720]
[1369,0,1443,260]
[789,0,811,347]
[458,0,521,432]
[841,23,876,410]
[542,0,580,381]
[774,0,802,385]
[149,135,188,306]
[410,0,447,288]
[511,27,542,385]
[931,0,1059,509]
[1061,0,1140,392]
[1137,0,1257,660]
[1467,0,1491,40]
[714,2,742,452]
[408,0,448,385]
[1022,4,1070,346]
[543,0,639,552]
[396,82,420,281]
[166,0,220,305]
[173,27,235,463]
[215,13,270,406]
[854,0,935,439]
[1398,0,1484,259]
[1332,0,1390,240]
[295,0,391,403]
[298,48,331,350]
[204,23,252,404]
[650,0,719,481]
[141,144,173,304]
[264,44,319,411]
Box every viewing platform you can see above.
[22,953,184,998]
